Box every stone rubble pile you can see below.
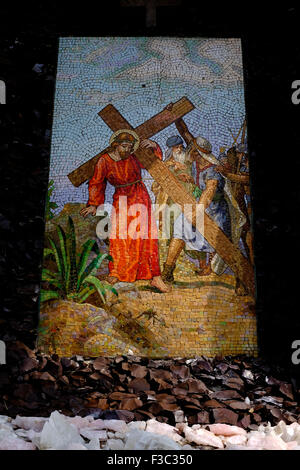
[0,411,300,450]
[1,342,299,432]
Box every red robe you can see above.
[87,144,162,282]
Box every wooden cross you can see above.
[67,100,254,295]
[68,97,194,187]
[120,0,181,27]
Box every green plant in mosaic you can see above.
[45,179,58,221]
[41,216,117,304]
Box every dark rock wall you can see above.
[0,3,299,375]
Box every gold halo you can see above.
[109,129,140,152]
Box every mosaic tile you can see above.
[38,37,257,358]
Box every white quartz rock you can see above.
[288,424,300,444]
[224,435,247,446]
[89,419,128,433]
[8,411,300,452]
[66,415,93,431]
[127,421,146,431]
[12,415,48,432]
[80,428,107,441]
[242,370,254,380]
[0,429,36,450]
[15,428,32,438]
[286,441,300,450]
[124,429,183,450]
[114,432,127,440]
[38,411,85,450]
[272,421,294,441]
[85,438,101,450]
[208,424,247,437]
[183,425,224,449]
[0,415,12,424]
[181,444,195,450]
[191,424,201,430]
[247,431,287,450]
[63,443,88,450]
[174,410,186,423]
[272,421,300,444]
[246,432,267,449]
[261,434,288,450]
[225,444,257,450]
[105,438,125,450]
[176,422,186,433]
[15,428,41,442]
[0,421,14,433]
[145,419,183,442]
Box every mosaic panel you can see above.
[38,37,257,358]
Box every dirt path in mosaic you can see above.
[134,275,257,358]
[80,272,257,358]
[131,240,257,358]
[39,239,257,358]
[41,204,257,358]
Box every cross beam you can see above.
[68,97,194,187]
[96,105,255,295]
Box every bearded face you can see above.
[172,145,187,164]
[116,142,134,159]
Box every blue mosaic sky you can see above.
[50,37,246,213]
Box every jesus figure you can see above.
[80,129,170,293]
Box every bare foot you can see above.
[106,276,119,285]
[150,276,171,293]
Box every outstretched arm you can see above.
[137,139,163,170]
[198,179,218,210]
[139,139,163,159]
[87,156,108,206]
[223,172,250,184]
[80,156,107,218]
[215,164,250,185]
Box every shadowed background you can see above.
[0,2,299,379]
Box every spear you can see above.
[241,118,247,145]
[236,118,247,175]
[228,120,244,145]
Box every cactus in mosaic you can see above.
[45,179,58,221]
[40,216,117,304]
